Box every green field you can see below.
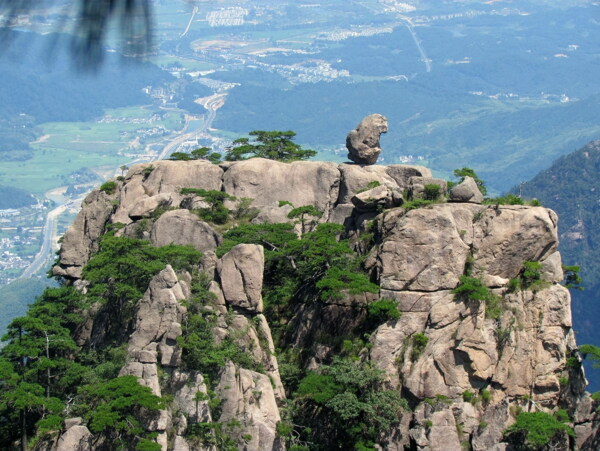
[0,106,185,196]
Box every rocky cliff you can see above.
[48,158,600,450]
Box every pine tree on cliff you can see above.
[224,130,317,162]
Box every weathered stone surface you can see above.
[337,163,400,204]
[56,424,92,451]
[377,204,476,291]
[346,114,388,164]
[351,185,390,212]
[171,371,213,424]
[141,160,223,196]
[493,286,573,399]
[409,176,448,200]
[449,176,484,203]
[385,164,433,187]
[216,361,281,451]
[426,410,462,451]
[128,193,172,219]
[150,209,222,252]
[217,244,264,313]
[120,265,188,394]
[64,417,83,429]
[540,251,564,283]
[472,401,512,451]
[173,436,191,451]
[53,190,115,279]
[251,202,294,224]
[222,158,340,219]
[472,206,558,280]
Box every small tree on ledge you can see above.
[224,130,316,162]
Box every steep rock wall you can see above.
[50,160,599,450]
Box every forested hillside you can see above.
[0,31,172,161]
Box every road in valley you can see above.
[19,203,68,279]
[19,94,225,279]
[399,16,432,73]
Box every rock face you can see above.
[217,244,265,313]
[52,159,598,451]
[346,113,388,165]
[150,209,222,252]
[449,176,484,203]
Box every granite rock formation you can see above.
[49,159,599,451]
[346,113,388,165]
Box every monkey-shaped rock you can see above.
[346,114,388,165]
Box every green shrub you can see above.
[356,180,381,194]
[293,358,407,450]
[367,299,401,324]
[452,275,502,319]
[479,388,491,404]
[522,261,542,286]
[578,344,600,368]
[142,165,154,178]
[225,130,316,162]
[507,277,521,292]
[403,199,435,211]
[181,188,235,225]
[99,181,117,194]
[463,390,476,404]
[554,409,570,423]
[503,411,574,449]
[169,151,191,161]
[316,267,379,301]
[423,183,441,200]
[484,194,524,205]
[566,356,581,369]
[411,333,429,361]
[562,265,583,290]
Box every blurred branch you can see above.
[0,0,154,70]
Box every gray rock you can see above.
[409,176,448,200]
[449,176,484,203]
[251,203,294,224]
[53,189,115,279]
[540,251,564,283]
[222,158,340,219]
[56,425,92,451]
[216,361,281,451]
[337,163,400,204]
[150,209,222,252]
[346,114,388,165]
[386,164,433,186]
[472,206,559,280]
[217,244,264,313]
[378,204,473,291]
[64,417,83,429]
[120,265,188,393]
[141,160,223,196]
[351,185,390,212]
[128,193,172,219]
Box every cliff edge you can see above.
[45,158,600,450]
